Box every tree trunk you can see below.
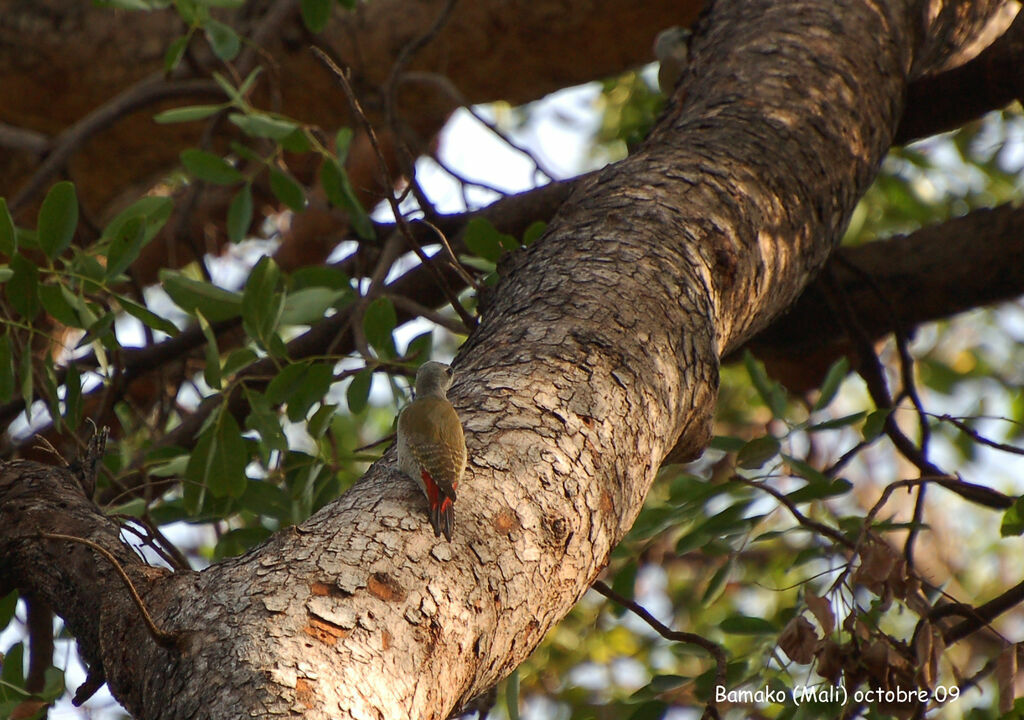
[0,0,1010,717]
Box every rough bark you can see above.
[0,1,1011,719]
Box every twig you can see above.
[37,532,177,648]
[821,268,1012,510]
[310,46,478,331]
[236,0,299,76]
[592,580,725,720]
[831,255,931,565]
[417,219,479,291]
[427,149,511,198]
[403,70,557,182]
[381,0,460,210]
[11,77,222,213]
[944,577,1024,645]
[388,293,469,335]
[741,477,853,549]
[0,122,49,155]
[936,414,1024,456]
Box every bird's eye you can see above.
[445,367,453,378]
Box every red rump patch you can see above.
[421,470,440,505]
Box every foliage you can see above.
[1,2,1024,719]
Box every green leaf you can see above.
[241,256,284,346]
[522,220,546,246]
[736,435,780,470]
[782,454,830,486]
[785,476,852,504]
[65,362,82,426]
[154,104,225,123]
[463,217,507,263]
[862,408,892,441]
[240,478,291,519]
[204,18,241,60]
[186,409,248,507]
[160,269,242,321]
[290,265,352,291]
[363,296,397,357]
[709,434,745,452]
[266,362,335,422]
[813,356,850,411]
[37,181,78,260]
[404,330,433,364]
[701,556,734,607]
[720,614,777,635]
[627,701,668,720]
[0,334,13,401]
[214,527,274,560]
[609,562,637,617]
[806,411,867,432]
[76,311,116,350]
[335,127,353,161]
[118,296,180,336]
[279,287,348,326]
[222,347,258,377]
[269,168,306,212]
[279,127,312,153]
[19,346,33,421]
[308,402,337,439]
[38,284,81,328]
[164,34,189,71]
[7,253,40,320]
[226,184,253,243]
[104,216,146,280]
[743,349,786,417]
[0,198,16,255]
[0,590,17,629]
[245,389,288,456]
[197,311,222,390]
[228,112,299,140]
[212,71,245,105]
[1,641,25,689]
[695,500,753,536]
[319,158,373,239]
[102,196,173,280]
[236,67,263,97]
[180,148,244,185]
[1002,501,1024,537]
[346,368,372,414]
[505,669,521,720]
[300,0,332,32]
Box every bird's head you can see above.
[414,361,453,398]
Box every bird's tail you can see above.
[430,495,455,542]
[422,470,456,541]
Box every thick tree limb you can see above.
[0,2,1014,718]
[896,5,1024,144]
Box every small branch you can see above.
[310,46,478,331]
[944,577,1024,645]
[417,219,479,291]
[0,122,49,155]
[592,580,726,720]
[403,71,557,182]
[37,532,177,648]
[388,294,469,336]
[936,414,1024,456]
[25,594,54,694]
[895,8,1024,145]
[741,477,853,549]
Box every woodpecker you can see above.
[397,361,466,541]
